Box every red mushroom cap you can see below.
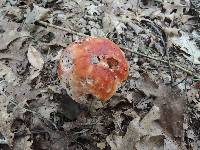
[58,37,128,101]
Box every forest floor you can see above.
[0,0,200,149]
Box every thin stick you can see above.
[36,21,88,37]
[120,46,200,80]
[0,54,24,61]
[136,0,139,14]
[36,21,200,80]
[166,47,174,84]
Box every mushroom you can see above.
[58,37,128,103]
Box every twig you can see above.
[73,129,90,135]
[0,54,24,61]
[120,45,200,80]
[140,19,166,47]
[136,0,139,14]
[166,47,174,84]
[172,77,187,88]
[36,21,88,37]
[35,21,200,80]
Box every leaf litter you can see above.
[0,0,200,149]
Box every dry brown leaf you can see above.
[27,45,44,70]
[134,76,186,145]
[103,13,126,34]
[0,63,17,84]
[38,105,57,120]
[13,134,33,150]
[106,134,123,150]
[6,82,40,104]
[27,69,41,82]
[135,77,160,97]
[0,53,24,61]
[0,0,6,7]
[0,63,17,146]
[25,4,50,30]
[97,142,106,150]
[171,32,200,64]
[163,27,180,37]
[0,30,29,50]
[0,95,14,146]
[181,15,192,23]
[106,106,179,150]
[154,88,186,145]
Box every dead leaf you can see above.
[27,45,44,70]
[0,0,6,7]
[171,32,200,64]
[51,49,62,61]
[134,75,186,145]
[127,22,143,35]
[163,27,180,37]
[181,15,192,24]
[25,4,49,24]
[0,17,30,52]
[38,105,57,120]
[0,64,18,147]
[106,134,123,150]
[13,134,33,150]
[27,68,41,82]
[97,142,106,150]
[112,111,123,133]
[35,28,69,47]
[86,4,100,15]
[106,106,178,150]
[0,63,17,84]
[6,82,40,104]
[0,30,29,50]
[154,87,186,145]
[5,5,23,21]
[135,77,159,97]
[103,13,127,34]
[0,53,24,61]
[0,95,14,147]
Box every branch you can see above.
[36,21,88,37]
[120,46,200,80]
